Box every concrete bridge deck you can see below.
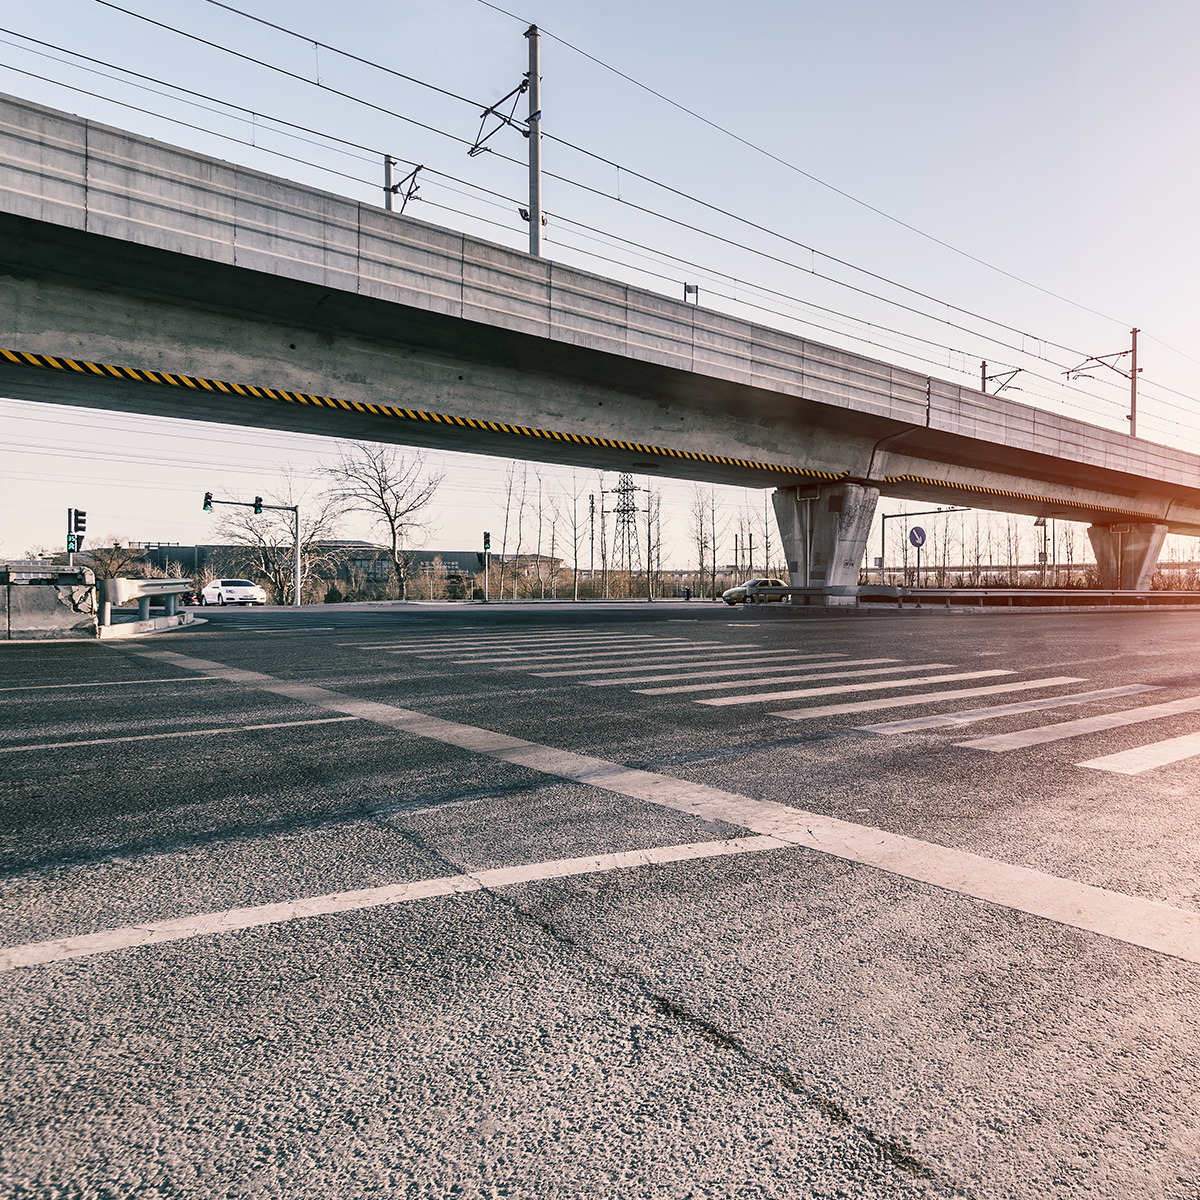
[1,91,1196,591]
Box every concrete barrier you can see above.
[0,560,96,639]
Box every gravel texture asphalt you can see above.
[2,600,1200,1199]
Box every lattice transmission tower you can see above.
[611,473,642,596]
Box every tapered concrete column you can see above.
[1087,522,1168,590]
[772,482,879,603]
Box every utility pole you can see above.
[644,488,654,602]
[525,25,543,257]
[383,155,395,211]
[292,507,301,607]
[589,494,595,582]
[1129,327,1139,437]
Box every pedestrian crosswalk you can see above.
[354,626,1200,776]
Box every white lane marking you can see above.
[536,652,847,678]
[598,658,900,689]
[1078,731,1200,775]
[440,642,738,665]
[700,669,1014,707]
[0,717,359,754]
[222,627,337,634]
[771,677,1089,721]
[347,635,651,651]
[126,648,1200,966]
[958,694,1200,752]
[0,837,787,970]
[860,685,1159,734]
[640,663,953,696]
[0,677,217,693]
[376,633,659,650]
[340,629,565,646]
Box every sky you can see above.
[2,0,1199,569]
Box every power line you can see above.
[199,0,492,114]
[77,4,480,152]
[474,0,1136,334]
[73,4,1196,416]
[81,4,1111,369]
[9,55,1192,430]
[11,21,1200,428]
[0,59,380,190]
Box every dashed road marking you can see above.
[635,662,946,696]
[0,716,359,753]
[537,652,847,679]
[1078,731,1200,774]
[771,677,1089,721]
[958,694,1200,752]
[0,836,789,970]
[701,669,1014,707]
[0,676,216,693]
[73,646,1200,970]
[859,685,1159,734]
[439,642,737,665]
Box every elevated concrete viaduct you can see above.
[2,92,1198,595]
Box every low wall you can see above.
[3,581,97,639]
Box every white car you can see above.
[200,578,267,606]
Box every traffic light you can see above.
[253,496,263,515]
[203,491,213,511]
[483,530,491,551]
[66,534,77,553]
[73,510,86,534]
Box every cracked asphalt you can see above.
[2,601,1199,1199]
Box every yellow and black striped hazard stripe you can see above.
[0,347,847,483]
[884,473,1151,521]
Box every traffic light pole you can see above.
[202,493,302,607]
[66,507,87,565]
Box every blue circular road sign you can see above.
[909,526,927,548]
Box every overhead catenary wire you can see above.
[79,2,1132,373]
[472,0,1152,340]
[9,18,1200,431]
[2,30,1086,385]
[7,53,1192,435]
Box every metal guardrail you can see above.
[857,587,1200,609]
[98,577,191,625]
[730,583,1200,610]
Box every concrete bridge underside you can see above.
[3,92,1199,593]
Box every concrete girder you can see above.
[772,483,880,602]
[4,92,1200,534]
[1087,523,1169,590]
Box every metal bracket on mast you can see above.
[387,164,423,214]
[467,79,529,157]
[1063,327,1142,435]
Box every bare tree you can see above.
[323,443,444,600]
[217,478,344,604]
[552,470,587,601]
[86,538,149,579]
[1061,522,1077,585]
[689,486,710,599]
[706,488,724,599]
[760,493,775,575]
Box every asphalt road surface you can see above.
[3,601,1200,1199]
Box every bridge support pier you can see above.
[773,482,879,603]
[1087,522,1168,590]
